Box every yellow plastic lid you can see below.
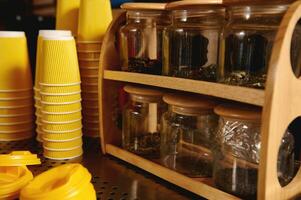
[0,165,33,199]
[0,151,41,166]
[20,164,96,200]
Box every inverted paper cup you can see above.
[40,84,81,94]
[0,131,34,141]
[40,36,81,84]
[0,115,33,123]
[81,92,98,100]
[0,98,33,107]
[43,120,82,131]
[80,77,98,85]
[43,137,82,149]
[43,129,82,141]
[77,0,112,41]
[56,0,80,36]
[79,68,99,77]
[83,128,99,138]
[42,111,82,122]
[35,30,72,92]
[0,31,33,90]
[0,107,33,116]
[78,51,100,60]
[43,147,83,160]
[82,107,99,116]
[78,59,99,67]
[42,102,81,113]
[0,122,34,132]
[41,93,81,103]
[0,90,33,98]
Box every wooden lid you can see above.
[214,103,262,121]
[121,3,167,11]
[163,93,216,110]
[124,85,164,97]
[166,0,223,10]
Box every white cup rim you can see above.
[43,153,83,160]
[39,30,72,37]
[41,99,82,105]
[43,144,82,151]
[40,91,81,96]
[0,31,25,37]
[43,35,74,41]
[39,82,81,87]
[42,118,82,125]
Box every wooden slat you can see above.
[104,70,265,106]
[106,144,240,200]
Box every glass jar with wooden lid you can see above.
[213,103,295,199]
[123,85,165,158]
[160,93,218,177]
[217,4,289,88]
[119,3,170,75]
[162,0,225,81]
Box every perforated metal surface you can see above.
[0,138,200,200]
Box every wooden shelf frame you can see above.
[98,2,301,199]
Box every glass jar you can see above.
[213,103,295,199]
[160,93,218,177]
[218,5,288,88]
[122,85,165,158]
[119,3,170,75]
[162,3,225,81]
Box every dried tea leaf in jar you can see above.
[160,93,218,177]
[122,85,165,158]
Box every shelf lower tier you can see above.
[103,70,265,106]
[106,144,241,200]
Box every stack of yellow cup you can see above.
[0,151,41,199]
[20,164,96,200]
[77,0,112,137]
[0,31,34,141]
[34,30,72,143]
[40,35,83,160]
[56,0,80,37]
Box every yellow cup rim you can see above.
[0,120,33,126]
[43,135,82,142]
[43,145,82,151]
[0,104,33,109]
[0,113,33,118]
[39,82,81,87]
[0,88,32,92]
[0,96,33,101]
[40,91,81,96]
[0,127,34,134]
[41,109,82,115]
[41,99,82,105]
[43,153,83,160]
[42,127,82,134]
[42,118,82,125]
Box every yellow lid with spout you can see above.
[20,164,96,200]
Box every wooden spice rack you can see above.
[98,1,301,199]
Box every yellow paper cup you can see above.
[43,147,83,160]
[77,52,100,60]
[0,114,33,124]
[82,108,99,116]
[82,99,98,108]
[0,122,34,132]
[56,0,80,36]
[79,68,99,77]
[0,31,33,90]
[83,128,99,138]
[0,90,33,98]
[43,129,82,141]
[0,107,33,116]
[40,36,81,84]
[43,137,82,150]
[0,166,34,199]
[80,77,98,85]
[78,0,112,41]
[42,111,82,122]
[43,120,82,132]
[78,59,99,67]
[81,92,98,100]
[35,30,72,92]
[0,131,34,141]
[42,102,81,113]
[20,164,96,200]
[40,84,81,94]
[41,93,81,103]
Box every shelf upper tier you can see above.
[103,70,265,106]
